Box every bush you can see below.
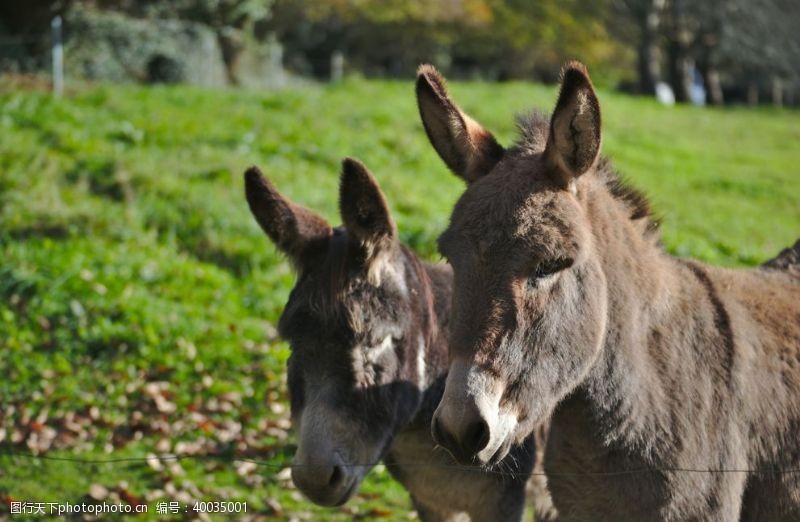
[64,8,228,86]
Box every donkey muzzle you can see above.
[291,450,356,507]
[432,400,491,465]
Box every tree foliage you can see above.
[2,0,794,101]
[616,0,799,103]
[269,0,631,83]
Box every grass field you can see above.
[1,77,798,520]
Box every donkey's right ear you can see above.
[339,158,396,258]
[544,62,602,187]
[244,166,331,266]
[416,64,504,183]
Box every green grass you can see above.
[0,78,798,520]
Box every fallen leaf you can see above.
[265,498,282,516]
[366,508,393,518]
[117,487,145,509]
[146,453,162,471]
[236,461,257,477]
[88,484,108,501]
[276,467,292,481]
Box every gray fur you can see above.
[417,62,800,521]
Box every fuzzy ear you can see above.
[544,62,602,187]
[339,158,396,257]
[416,64,504,183]
[244,166,331,265]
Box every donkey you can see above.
[415,61,800,521]
[244,159,556,521]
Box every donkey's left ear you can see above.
[544,62,601,187]
[339,158,396,257]
[244,166,331,267]
[416,64,504,183]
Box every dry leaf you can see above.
[265,498,282,516]
[88,484,108,501]
[276,467,292,481]
[366,507,393,518]
[146,453,162,471]
[236,461,257,477]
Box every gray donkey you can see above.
[244,159,556,521]
[415,61,800,521]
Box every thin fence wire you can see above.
[0,38,47,46]
[1,450,799,478]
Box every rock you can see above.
[64,9,228,87]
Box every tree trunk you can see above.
[772,77,784,107]
[666,41,692,102]
[637,0,665,95]
[697,50,724,105]
[704,69,724,105]
[666,0,692,103]
[747,82,759,106]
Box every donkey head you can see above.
[417,63,608,465]
[245,159,435,506]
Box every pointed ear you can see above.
[416,64,504,183]
[339,158,396,258]
[545,62,602,187]
[244,166,331,266]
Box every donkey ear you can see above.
[416,64,504,183]
[545,62,602,187]
[339,158,396,256]
[244,166,331,266]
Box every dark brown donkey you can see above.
[244,159,555,520]
[416,62,800,521]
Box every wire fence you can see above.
[2,450,800,478]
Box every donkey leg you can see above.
[527,425,558,522]
[527,473,558,522]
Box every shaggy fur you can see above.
[245,160,556,521]
[417,62,800,521]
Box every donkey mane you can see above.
[597,158,661,237]
[516,111,660,239]
[515,111,551,153]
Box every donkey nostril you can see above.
[328,464,344,488]
[463,418,490,456]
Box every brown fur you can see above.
[417,62,800,521]
[245,160,555,521]
[416,65,505,183]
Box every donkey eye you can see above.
[530,258,574,282]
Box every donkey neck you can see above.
[575,175,733,458]
[419,261,453,384]
[398,247,453,428]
